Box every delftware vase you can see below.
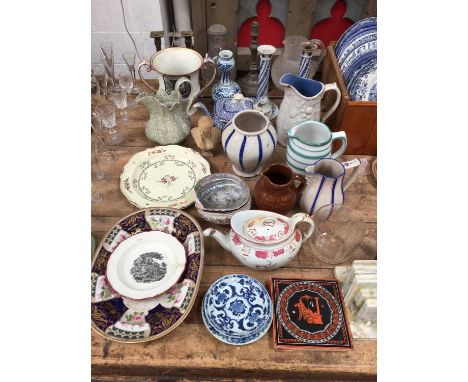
[253,163,306,214]
[212,50,241,101]
[203,210,314,270]
[299,158,362,215]
[286,120,347,175]
[277,74,341,147]
[136,77,198,145]
[221,109,277,177]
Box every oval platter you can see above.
[91,208,204,343]
[120,145,211,209]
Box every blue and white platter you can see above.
[335,17,377,102]
[202,274,273,345]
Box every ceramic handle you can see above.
[290,213,315,240]
[343,158,362,191]
[321,83,341,122]
[197,55,217,98]
[293,174,306,196]
[330,131,347,159]
[137,56,164,93]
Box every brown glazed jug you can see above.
[253,163,306,214]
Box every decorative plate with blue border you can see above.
[335,17,377,102]
[202,274,272,345]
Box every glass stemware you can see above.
[96,101,123,145]
[122,51,143,95]
[100,41,115,86]
[108,85,128,123]
[91,107,116,162]
[92,64,108,99]
[118,73,136,109]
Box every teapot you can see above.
[203,210,314,270]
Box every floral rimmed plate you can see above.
[120,145,211,209]
[91,208,204,343]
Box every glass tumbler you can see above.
[108,85,128,123]
[310,204,367,265]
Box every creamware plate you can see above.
[120,146,210,209]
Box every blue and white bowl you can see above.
[202,274,273,345]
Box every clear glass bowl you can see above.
[310,204,367,265]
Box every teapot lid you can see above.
[242,214,291,244]
[215,94,254,118]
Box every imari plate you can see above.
[120,145,211,209]
[270,278,352,350]
[91,208,204,343]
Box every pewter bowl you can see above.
[195,173,250,212]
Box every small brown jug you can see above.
[253,163,306,214]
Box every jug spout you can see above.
[203,228,231,252]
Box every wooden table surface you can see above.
[91,93,377,381]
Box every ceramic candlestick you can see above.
[298,41,314,78]
[255,45,278,119]
[191,116,220,158]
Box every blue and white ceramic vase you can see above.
[222,109,277,177]
[211,50,241,101]
[255,45,278,119]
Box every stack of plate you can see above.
[202,274,273,345]
[194,173,251,225]
[335,17,377,102]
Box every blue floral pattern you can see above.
[202,274,272,345]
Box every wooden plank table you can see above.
[91,93,377,381]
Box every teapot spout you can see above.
[203,228,231,251]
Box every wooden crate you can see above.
[321,42,377,155]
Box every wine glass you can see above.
[108,85,128,123]
[96,101,123,145]
[91,107,116,163]
[92,64,108,99]
[92,140,107,181]
[100,41,115,85]
[122,51,143,95]
[118,73,136,109]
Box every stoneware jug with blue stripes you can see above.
[299,158,362,216]
[221,109,277,178]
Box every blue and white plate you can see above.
[202,274,273,345]
[335,17,377,101]
[347,59,377,101]
[335,17,377,58]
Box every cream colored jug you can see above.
[277,74,341,147]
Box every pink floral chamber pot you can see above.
[91,208,204,343]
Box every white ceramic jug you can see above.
[277,74,341,147]
[299,158,362,215]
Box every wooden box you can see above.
[321,42,377,155]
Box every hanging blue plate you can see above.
[202,274,273,345]
[335,17,377,58]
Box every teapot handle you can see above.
[137,54,165,93]
[290,213,315,240]
[174,77,194,101]
[321,83,341,122]
[293,174,306,196]
[343,158,362,191]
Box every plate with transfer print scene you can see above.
[91,208,204,343]
[270,278,353,350]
